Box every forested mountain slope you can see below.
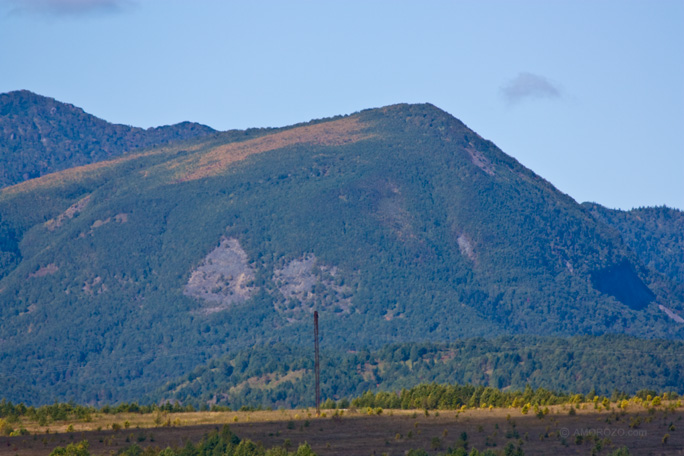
[0,90,215,188]
[1,100,682,405]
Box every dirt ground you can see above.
[2,406,683,456]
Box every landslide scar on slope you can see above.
[184,237,256,314]
[45,195,91,231]
[659,305,684,323]
[79,213,129,237]
[176,116,374,182]
[456,233,477,262]
[29,263,59,278]
[273,254,352,322]
[465,147,495,176]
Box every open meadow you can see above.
[2,402,683,456]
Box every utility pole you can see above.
[314,311,320,416]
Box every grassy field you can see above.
[2,403,682,455]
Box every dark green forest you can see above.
[154,335,684,410]
[1,96,683,405]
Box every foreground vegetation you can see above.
[2,383,682,456]
[156,336,684,410]
[2,382,680,433]
[47,426,317,456]
[1,397,681,456]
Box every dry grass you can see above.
[3,403,683,456]
[0,148,168,196]
[175,116,374,182]
[228,370,308,396]
[1,117,374,199]
[0,139,210,197]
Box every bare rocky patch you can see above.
[456,233,477,262]
[659,304,684,323]
[29,263,59,278]
[465,147,495,176]
[80,212,129,237]
[18,304,38,318]
[227,369,307,396]
[382,304,404,321]
[45,195,91,231]
[114,213,128,223]
[273,254,352,321]
[184,237,256,314]
[83,276,107,295]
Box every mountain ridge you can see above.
[0,90,216,188]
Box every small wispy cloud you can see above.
[3,0,135,17]
[501,72,561,105]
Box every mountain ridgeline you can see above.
[0,90,215,188]
[0,92,683,405]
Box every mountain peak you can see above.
[363,101,459,122]
[1,90,84,117]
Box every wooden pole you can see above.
[314,311,320,416]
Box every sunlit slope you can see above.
[0,103,682,404]
[0,90,215,188]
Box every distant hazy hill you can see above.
[1,99,683,405]
[0,90,215,187]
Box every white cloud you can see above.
[501,72,562,105]
[3,0,135,16]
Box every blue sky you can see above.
[1,0,682,210]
